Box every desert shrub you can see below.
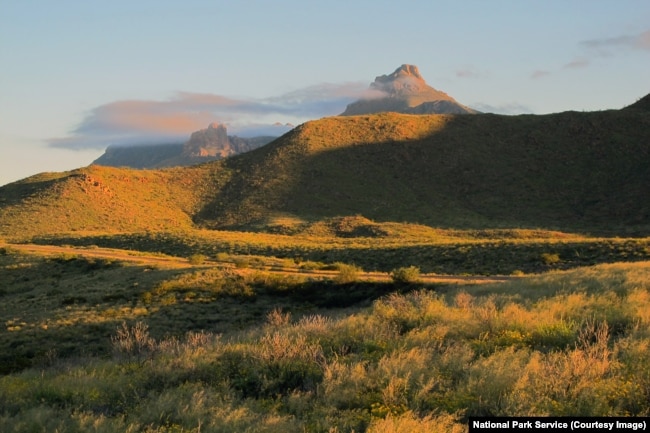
[373,292,425,334]
[187,254,207,265]
[267,308,292,327]
[334,262,362,284]
[215,252,230,261]
[541,252,561,265]
[234,257,250,268]
[390,266,421,284]
[299,260,325,270]
[111,321,156,361]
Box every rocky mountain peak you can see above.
[183,123,231,158]
[341,65,478,116]
[378,64,423,81]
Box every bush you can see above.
[390,266,421,284]
[334,262,362,284]
[187,254,207,265]
[234,257,250,268]
[541,253,561,265]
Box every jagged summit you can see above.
[183,122,230,158]
[371,64,448,98]
[341,64,478,115]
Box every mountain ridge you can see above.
[1,98,649,238]
[93,123,278,169]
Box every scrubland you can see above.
[1,242,649,432]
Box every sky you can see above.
[1,0,649,187]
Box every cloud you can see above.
[50,83,372,149]
[455,67,481,79]
[531,70,551,79]
[471,102,535,115]
[581,29,650,54]
[563,57,590,69]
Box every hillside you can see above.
[1,103,649,237]
[0,165,221,236]
[203,108,650,235]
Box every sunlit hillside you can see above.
[2,105,649,238]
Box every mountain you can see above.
[91,143,185,169]
[341,64,479,115]
[1,97,649,237]
[92,122,278,169]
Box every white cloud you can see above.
[49,82,372,149]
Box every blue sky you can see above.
[1,0,649,186]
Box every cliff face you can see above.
[182,123,235,158]
[342,64,478,115]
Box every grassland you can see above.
[1,242,650,431]
[19,225,650,275]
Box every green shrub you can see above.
[390,266,421,284]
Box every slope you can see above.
[0,164,226,237]
[1,102,649,237]
[200,108,650,235]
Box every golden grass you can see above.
[2,260,650,431]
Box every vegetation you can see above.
[20,229,650,275]
[1,106,650,431]
[1,251,649,431]
[2,110,650,237]
[390,266,421,284]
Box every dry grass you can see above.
[3,261,650,431]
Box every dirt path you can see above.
[2,242,514,284]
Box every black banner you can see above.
[469,417,648,432]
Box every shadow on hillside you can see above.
[199,111,650,236]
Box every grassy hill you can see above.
[204,108,650,235]
[0,164,220,236]
[1,103,649,237]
